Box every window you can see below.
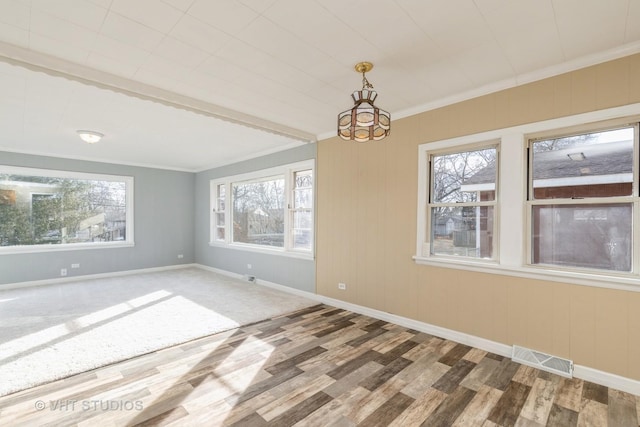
[291,169,313,251]
[210,160,314,258]
[213,183,226,242]
[416,104,640,290]
[0,166,133,252]
[528,125,636,272]
[427,144,498,260]
[232,176,285,247]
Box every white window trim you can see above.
[415,102,640,292]
[0,166,134,254]
[209,160,315,260]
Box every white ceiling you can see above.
[0,0,639,171]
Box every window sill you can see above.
[413,255,640,293]
[209,241,314,261]
[0,241,135,255]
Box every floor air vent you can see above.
[512,345,574,378]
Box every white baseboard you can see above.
[573,365,640,396]
[0,263,197,291]
[195,263,640,396]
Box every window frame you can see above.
[524,121,640,276]
[425,141,500,262]
[415,102,640,292]
[0,165,134,254]
[209,160,314,259]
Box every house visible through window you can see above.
[210,160,314,257]
[428,144,498,260]
[528,126,636,272]
[232,176,285,247]
[0,166,133,251]
[417,108,640,289]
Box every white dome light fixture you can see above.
[76,130,104,144]
[337,61,390,142]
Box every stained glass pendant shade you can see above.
[338,62,390,142]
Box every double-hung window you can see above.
[291,169,313,251]
[210,160,314,258]
[417,105,640,289]
[213,183,226,242]
[527,124,637,273]
[426,144,498,260]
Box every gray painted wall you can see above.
[194,144,317,293]
[0,152,195,285]
[0,145,316,292]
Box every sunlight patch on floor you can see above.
[0,290,173,359]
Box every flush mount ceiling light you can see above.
[338,62,390,142]
[76,130,103,144]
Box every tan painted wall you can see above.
[316,54,640,381]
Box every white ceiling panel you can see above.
[109,0,183,34]
[0,0,638,170]
[28,32,91,63]
[169,14,231,55]
[99,12,165,52]
[499,24,564,75]
[90,34,152,73]
[553,0,629,59]
[480,1,556,41]
[451,42,514,87]
[29,9,98,52]
[161,0,195,13]
[87,0,112,8]
[30,0,108,31]
[263,0,378,66]
[238,17,335,72]
[627,0,640,41]
[0,21,28,47]
[238,0,278,14]
[152,36,209,69]
[187,0,259,35]
[0,0,30,30]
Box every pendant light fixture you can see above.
[337,61,390,142]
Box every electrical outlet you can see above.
[60,268,67,277]
[338,282,346,290]
[177,254,184,259]
[71,263,80,269]
[247,264,252,269]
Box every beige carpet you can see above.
[0,267,316,397]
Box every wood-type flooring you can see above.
[1,304,639,426]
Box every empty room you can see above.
[1,1,640,426]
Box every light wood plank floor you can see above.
[1,304,639,426]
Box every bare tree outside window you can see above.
[211,161,314,255]
[429,146,497,259]
[291,169,313,250]
[232,177,285,247]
